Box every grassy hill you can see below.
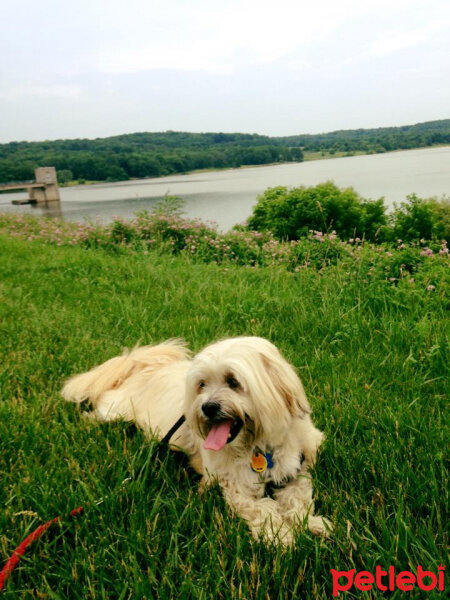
[0,222,447,598]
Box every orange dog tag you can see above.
[251,451,268,473]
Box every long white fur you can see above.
[62,336,331,545]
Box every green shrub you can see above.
[247,182,387,241]
[285,231,349,271]
[57,169,73,184]
[109,218,138,245]
[390,194,450,242]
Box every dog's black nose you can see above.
[201,401,221,419]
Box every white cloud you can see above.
[0,84,82,101]
[368,20,450,58]
[97,0,378,74]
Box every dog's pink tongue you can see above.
[203,420,232,451]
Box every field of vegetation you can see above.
[0,196,447,597]
[0,119,448,185]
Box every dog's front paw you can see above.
[275,523,296,547]
[254,521,295,547]
[308,515,333,538]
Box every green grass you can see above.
[0,234,447,599]
[302,151,366,161]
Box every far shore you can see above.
[59,144,450,189]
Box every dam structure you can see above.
[0,167,60,204]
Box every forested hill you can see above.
[277,119,450,153]
[0,132,302,184]
[0,119,448,185]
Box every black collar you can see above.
[264,452,305,498]
[161,415,186,444]
[161,417,305,499]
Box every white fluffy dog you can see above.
[62,337,331,545]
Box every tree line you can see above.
[0,135,302,184]
[277,119,450,154]
[0,120,448,185]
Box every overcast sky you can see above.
[1,0,449,142]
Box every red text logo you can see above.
[331,565,445,596]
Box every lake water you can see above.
[1,146,449,231]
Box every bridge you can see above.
[0,167,60,204]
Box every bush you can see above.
[57,169,73,184]
[247,182,387,241]
[285,231,350,271]
[390,194,450,242]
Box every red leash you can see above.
[0,507,84,592]
[0,476,132,592]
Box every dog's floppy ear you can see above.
[260,349,311,418]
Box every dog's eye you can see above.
[226,375,240,390]
[198,381,206,389]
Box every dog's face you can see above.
[185,337,310,453]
